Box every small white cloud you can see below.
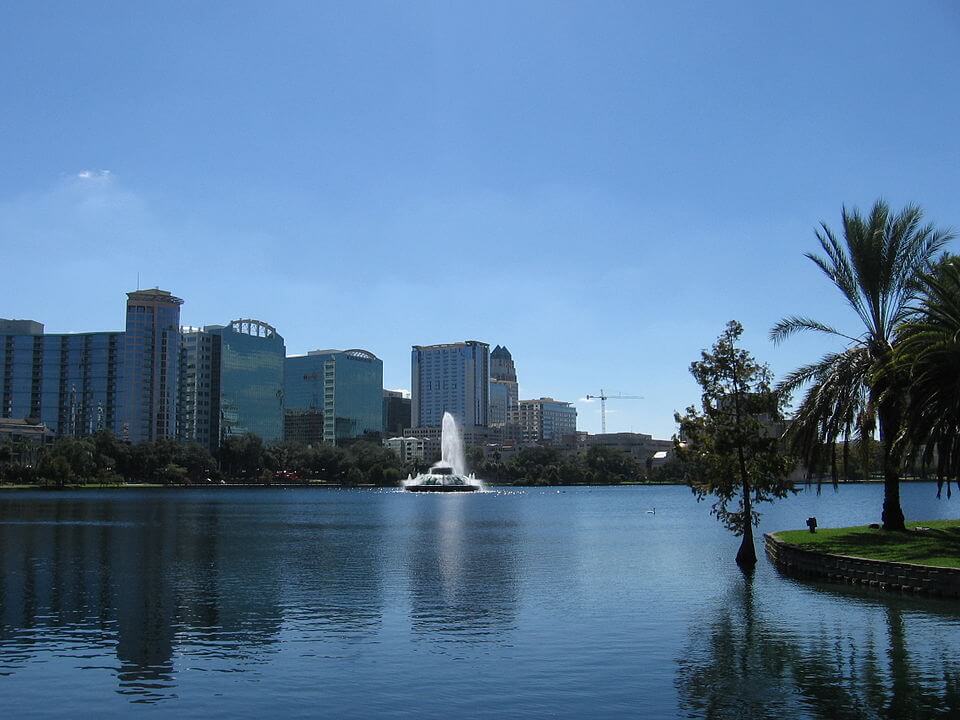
[76,169,111,180]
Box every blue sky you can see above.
[2,2,958,438]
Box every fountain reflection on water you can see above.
[403,412,483,492]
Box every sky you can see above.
[1,1,959,438]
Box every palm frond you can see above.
[769,316,860,345]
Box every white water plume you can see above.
[439,411,466,476]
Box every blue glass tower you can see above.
[284,349,382,445]
[213,320,285,444]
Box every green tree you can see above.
[179,442,218,483]
[219,434,266,480]
[345,466,363,486]
[772,200,952,530]
[159,462,188,485]
[465,445,484,472]
[896,256,960,496]
[584,445,642,484]
[382,467,402,486]
[37,453,73,487]
[676,321,794,567]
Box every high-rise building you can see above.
[284,349,382,445]
[490,344,517,382]
[1,320,123,436]
[489,345,519,430]
[517,398,577,446]
[382,389,411,435]
[488,380,510,427]
[216,320,285,443]
[177,326,221,449]
[177,319,285,448]
[411,341,489,429]
[120,289,183,444]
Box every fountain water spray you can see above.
[403,411,482,491]
[440,411,467,476]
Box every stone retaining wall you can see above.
[764,533,960,599]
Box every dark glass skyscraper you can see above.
[120,290,183,444]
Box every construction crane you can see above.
[585,389,644,434]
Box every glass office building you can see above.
[215,320,285,443]
[284,349,383,445]
[120,289,183,444]
[1,320,123,436]
[488,380,510,427]
[411,341,489,429]
[177,320,284,448]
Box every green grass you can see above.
[775,520,960,569]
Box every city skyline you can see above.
[2,3,959,438]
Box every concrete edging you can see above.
[764,532,960,599]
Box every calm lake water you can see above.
[1,483,958,718]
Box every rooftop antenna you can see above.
[136,271,140,290]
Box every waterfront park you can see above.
[4,4,960,717]
[2,200,960,716]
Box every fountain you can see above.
[404,412,482,492]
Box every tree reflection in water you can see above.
[677,572,960,719]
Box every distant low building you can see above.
[578,432,674,463]
[0,417,55,444]
[402,424,499,463]
[383,436,425,464]
[0,418,54,465]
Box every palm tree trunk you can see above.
[878,400,906,531]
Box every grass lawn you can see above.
[775,520,960,569]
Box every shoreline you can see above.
[0,477,943,491]
[765,525,960,599]
[0,478,936,492]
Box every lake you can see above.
[1,483,958,718]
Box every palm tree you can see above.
[771,200,952,531]
[896,256,960,497]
